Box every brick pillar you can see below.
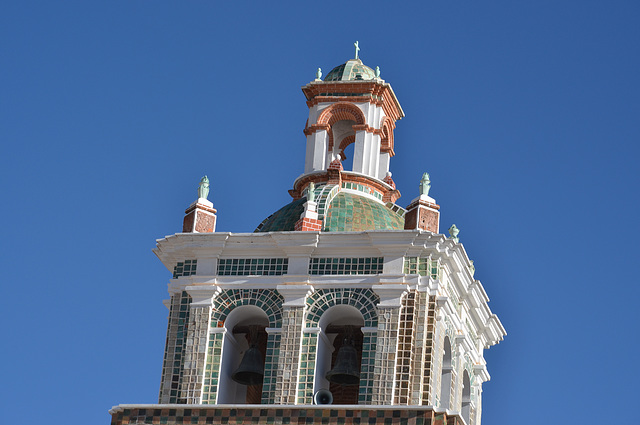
[404,195,440,233]
[183,198,217,233]
[294,200,322,231]
[370,285,407,405]
[274,285,313,404]
[327,159,343,185]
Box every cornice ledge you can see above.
[372,284,409,308]
[277,284,314,307]
[185,285,220,308]
[271,232,319,255]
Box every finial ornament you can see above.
[354,41,360,60]
[316,68,322,80]
[448,224,459,243]
[375,66,380,78]
[307,182,316,202]
[419,172,431,196]
[198,175,210,200]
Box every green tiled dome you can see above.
[255,190,404,233]
[255,197,306,232]
[323,192,404,232]
[324,59,376,81]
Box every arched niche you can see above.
[331,122,356,169]
[218,305,269,404]
[462,370,471,424]
[314,305,365,405]
[440,336,452,409]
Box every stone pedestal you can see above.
[404,195,440,233]
[183,198,217,233]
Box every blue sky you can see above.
[2,1,639,424]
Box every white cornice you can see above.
[153,230,505,344]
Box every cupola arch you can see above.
[316,102,367,155]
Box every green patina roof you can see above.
[324,59,376,82]
[255,191,404,233]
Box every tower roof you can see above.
[324,59,376,81]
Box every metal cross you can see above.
[354,41,360,60]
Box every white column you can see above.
[378,152,390,180]
[352,130,367,174]
[369,133,381,177]
[305,130,328,173]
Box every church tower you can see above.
[110,44,505,425]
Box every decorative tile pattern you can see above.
[309,257,383,275]
[276,307,305,404]
[403,257,440,280]
[173,260,197,278]
[180,306,212,403]
[203,289,284,404]
[110,406,465,425]
[296,332,318,404]
[421,296,437,405]
[341,182,383,201]
[261,332,281,404]
[371,306,400,405]
[315,184,339,222]
[210,289,284,328]
[394,291,414,405]
[159,291,192,404]
[201,332,223,404]
[324,192,404,232]
[217,258,288,276]
[299,289,380,405]
[409,291,429,405]
[305,289,379,328]
[359,328,377,404]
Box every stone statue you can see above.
[198,175,210,200]
[375,66,380,78]
[354,41,360,60]
[316,68,322,80]
[307,182,315,202]
[448,224,459,243]
[419,172,431,196]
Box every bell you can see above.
[232,345,264,385]
[326,339,360,386]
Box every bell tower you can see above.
[110,43,505,425]
[301,47,403,183]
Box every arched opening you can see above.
[218,306,269,404]
[314,305,364,405]
[332,121,356,171]
[440,337,452,409]
[462,370,471,424]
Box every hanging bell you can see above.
[232,345,264,386]
[326,339,360,386]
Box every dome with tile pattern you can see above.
[255,188,404,232]
[324,59,377,81]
